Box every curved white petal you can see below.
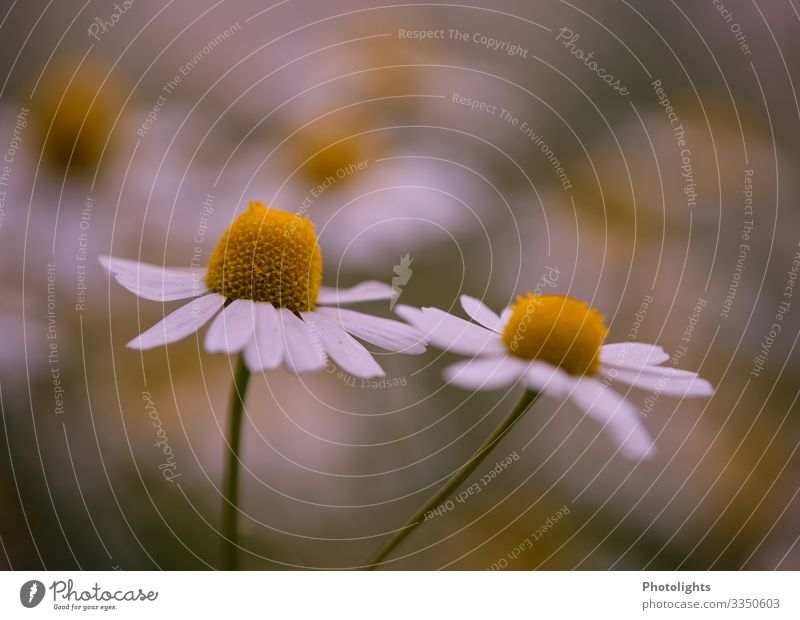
[303,312,384,378]
[317,281,394,304]
[316,307,426,354]
[100,255,207,301]
[99,255,172,278]
[127,293,225,350]
[443,355,528,390]
[278,309,326,374]
[569,377,655,459]
[600,342,670,367]
[113,274,207,301]
[523,361,577,397]
[460,295,503,332]
[395,305,505,356]
[603,365,714,397]
[204,299,256,354]
[99,255,201,282]
[243,303,283,372]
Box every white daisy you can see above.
[396,293,713,459]
[100,201,425,377]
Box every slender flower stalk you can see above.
[367,389,540,570]
[221,353,251,570]
[100,202,426,571]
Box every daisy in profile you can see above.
[101,201,423,375]
[399,293,713,457]
[367,292,712,569]
[101,201,425,570]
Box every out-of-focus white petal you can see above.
[600,342,670,367]
[392,304,424,324]
[569,377,655,459]
[395,305,505,356]
[243,303,283,372]
[524,361,577,397]
[126,294,225,350]
[303,312,384,378]
[278,309,326,374]
[443,355,527,389]
[603,365,714,397]
[204,299,256,354]
[317,306,426,354]
[499,307,513,328]
[317,281,394,304]
[605,364,701,381]
[460,295,503,332]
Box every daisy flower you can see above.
[100,201,425,378]
[367,292,713,569]
[101,200,425,570]
[397,293,714,459]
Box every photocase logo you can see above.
[20,580,45,608]
[390,254,413,310]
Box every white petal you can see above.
[99,255,207,301]
[443,355,527,390]
[316,307,426,354]
[460,295,503,332]
[569,377,655,459]
[603,365,714,398]
[523,361,577,397]
[99,255,201,283]
[243,303,283,372]
[395,305,505,356]
[127,294,225,350]
[393,304,424,324]
[303,313,384,378]
[204,299,256,354]
[499,307,513,329]
[113,274,207,301]
[316,281,394,304]
[278,309,326,374]
[600,342,670,367]
[99,255,168,278]
[601,363,700,381]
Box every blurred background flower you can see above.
[1,0,799,570]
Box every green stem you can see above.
[221,353,251,570]
[366,389,540,570]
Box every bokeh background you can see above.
[1,0,799,570]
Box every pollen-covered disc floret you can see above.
[206,202,322,312]
[501,294,608,375]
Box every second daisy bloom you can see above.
[397,294,713,459]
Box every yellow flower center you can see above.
[501,294,608,376]
[206,202,322,312]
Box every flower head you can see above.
[206,202,322,311]
[502,294,607,375]
[101,203,425,377]
[397,294,714,459]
